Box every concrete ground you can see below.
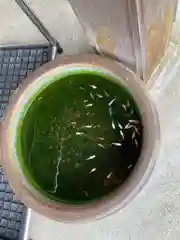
[1,0,180,239]
[0,0,91,54]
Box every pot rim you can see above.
[1,54,160,222]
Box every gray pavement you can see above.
[0,0,45,46]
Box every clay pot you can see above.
[0,54,159,222]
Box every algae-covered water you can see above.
[19,72,143,204]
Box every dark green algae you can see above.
[17,72,143,204]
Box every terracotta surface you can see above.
[0,54,159,222]
[146,1,176,79]
[68,0,177,80]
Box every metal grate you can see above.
[0,167,26,240]
[0,45,52,120]
[0,45,52,240]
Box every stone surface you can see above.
[0,0,91,54]
[26,0,91,54]
[0,0,45,46]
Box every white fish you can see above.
[125,123,131,129]
[129,119,140,124]
[98,137,104,141]
[120,130,124,140]
[90,93,94,100]
[89,168,96,173]
[122,104,127,111]
[108,98,116,106]
[98,143,105,148]
[96,93,103,98]
[104,90,110,97]
[112,142,122,146]
[107,172,113,179]
[134,139,139,147]
[126,100,130,107]
[83,125,93,129]
[83,191,88,196]
[112,121,115,129]
[108,106,113,116]
[84,100,88,103]
[71,122,76,125]
[86,155,96,160]
[118,122,123,129]
[134,126,140,135]
[89,85,97,89]
[130,109,134,115]
[76,132,84,135]
[125,123,134,129]
[128,164,133,169]
[132,131,136,139]
[93,124,100,128]
[86,103,93,107]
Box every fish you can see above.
[112,121,116,129]
[93,124,100,128]
[108,98,116,106]
[86,155,96,160]
[98,143,105,148]
[125,123,131,129]
[122,104,127,111]
[83,191,88,196]
[96,93,103,98]
[89,85,97,89]
[112,142,122,146]
[98,137,104,141]
[129,119,140,124]
[107,172,113,179]
[134,126,140,135]
[118,122,123,129]
[120,130,124,140]
[130,109,134,115]
[89,168,96,173]
[90,93,94,100]
[83,125,93,129]
[108,106,113,116]
[128,164,133,169]
[134,139,139,147]
[132,131,136,139]
[125,123,134,129]
[85,103,93,107]
[104,90,110,97]
[76,132,84,135]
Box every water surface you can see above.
[19,72,143,203]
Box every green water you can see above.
[19,72,143,204]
